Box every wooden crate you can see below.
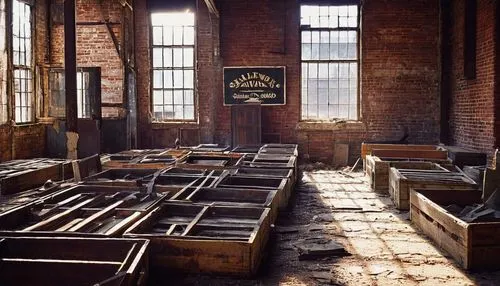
[214,172,290,210]
[410,189,500,270]
[258,144,298,156]
[361,143,439,160]
[361,143,442,170]
[0,185,167,237]
[123,202,271,277]
[0,162,65,195]
[0,236,149,286]
[365,156,450,193]
[389,168,477,210]
[176,153,244,170]
[169,187,279,224]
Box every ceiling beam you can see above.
[204,0,219,17]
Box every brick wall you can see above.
[446,0,497,158]
[51,0,125,118]
[135,0,221,148]
[217,0,440,163]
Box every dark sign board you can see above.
[223,67,286,105]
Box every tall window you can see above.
[12,0,33,123]
[300,5,359,120]
[151,12,195,121]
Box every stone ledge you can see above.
[296,121,366,131]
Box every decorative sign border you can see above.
[223,66,286,106]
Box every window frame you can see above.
[299,4,361,122]
[10,0,35,124]
[148,11,198,123]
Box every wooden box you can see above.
[258,144,299,156]
[0,160,68,195]
[214,172,290,210]
[361,143,443,170]
[170,187,279,224]
[410,189,500,270]
[365,156,451,193]
[0,236,150,286]
[389,168,477,210]
[176,153,244,170]
[123,202,271,276]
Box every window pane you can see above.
[153,48,163,68]
[153,90,163,105]
[184,90,194,105]
[184,70,194,88]
[173,70,183,88]
[183,48,194,67]
[174,90,183,105]
[153,26,163,45]
[184,26,195,45]
[173,48,183,67]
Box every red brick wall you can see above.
[217,0,440,163]
[51,0,125,118]
[447,0,497,158]
[135,0,221,148]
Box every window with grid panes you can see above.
[300,5,359,120]
[12,0,33,123]
[151,12,195,121]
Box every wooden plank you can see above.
[371,149,448,160]
[361,143,438,160]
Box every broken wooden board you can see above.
[389,168,477,210]
[365,156,452,193]
[0,236,149,286]
[123,202,271,277]
[410,189,500,270]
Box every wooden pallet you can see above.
[123,202,271,277]
[388,168,477,210]
[365,156,451,193]
[410,189,500,270]
[0,236,149,286]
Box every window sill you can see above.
[151,121,199,130]
[296,120,365,131]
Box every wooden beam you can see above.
[204,0,219,17]
[64,0,78,133]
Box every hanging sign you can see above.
[223,66,286,105]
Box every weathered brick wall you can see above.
[135,0,220,148]
[217,0,440,163]
[51,0,125,118]
[447,0,497,158]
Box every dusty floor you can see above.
[156,170,500,285]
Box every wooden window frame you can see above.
[149,11,197,123]
[300,4,361,121]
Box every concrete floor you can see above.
[163,170,500,285]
